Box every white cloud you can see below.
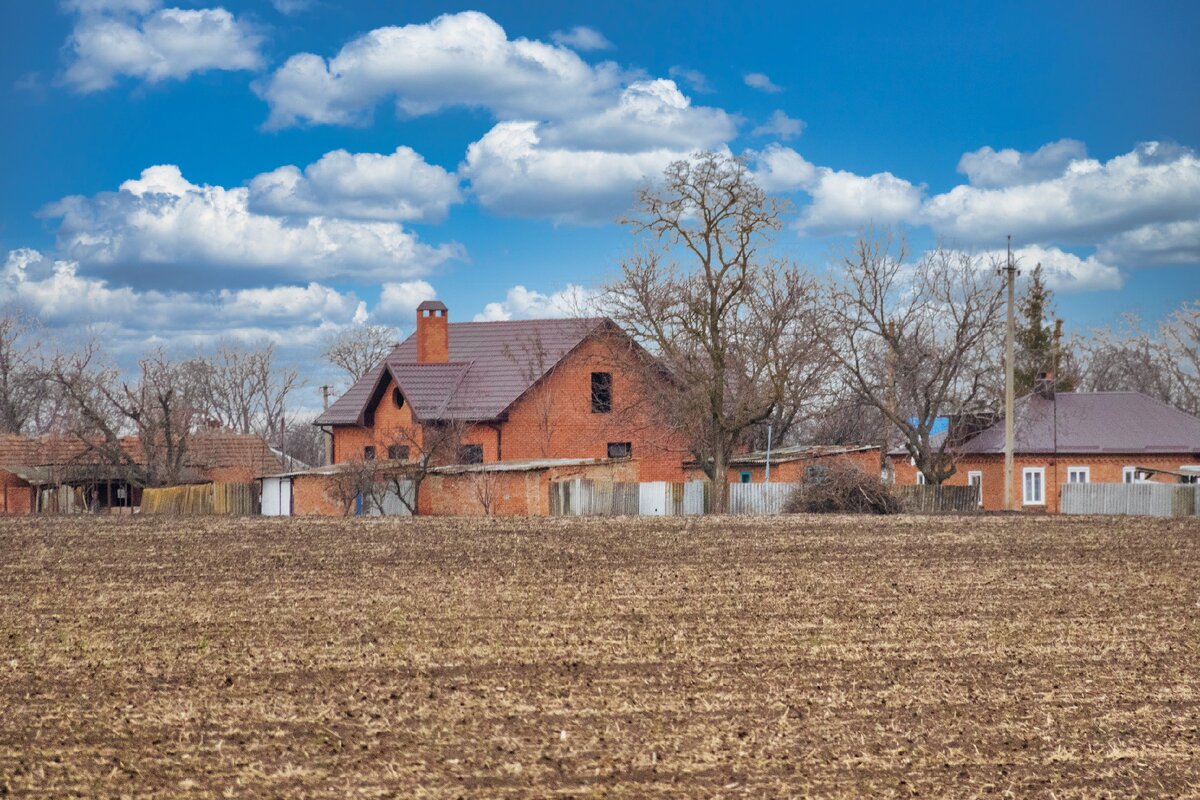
[63,0,160,14]
[924,141,1200,246]
[2,249,368,340]
[374,280,438,323]
[248,146,462,223]
[668,66,711,94]
[752,110,805,140]
[43,164,463,283]
[743,72,782,93]
[550,25,612,51]
[64,5,264,92]
[957,139,1087,188]
[257,11,622,128]
[749,145,923,234]
[1097,219,1200,267]
[474,284,594,321]
[1006,245,1123,292]
[540,79,736,153]
[462,121,693,224]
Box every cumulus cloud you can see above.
[957,139,1087,188]
[63,4,264,92]
[474,284,594,321]
[1097,219,1200,267]
[42,164,463,285]
[924,141,1200,246]
[248,146,462,223]
[462,122,693,224]
[374,280,439,323]
[1005,245,1123,292]
[2,248,369,354]
[743,72,782,93]
[750,145,923,233]
[550,25,612,51]
[257,11,622,128]
[752,110,805,140]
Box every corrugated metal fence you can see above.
[728,482,798,515]
[142,482,258,516]
[551,480,707,516]
[1062,483,1199,517]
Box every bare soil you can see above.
[1,514,1198,798]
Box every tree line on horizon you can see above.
[1,152,1197,498]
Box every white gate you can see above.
[639,482,669,515]
[261,477,292,516]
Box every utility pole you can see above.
[1001,237,1019,511]
[321,385,332,466]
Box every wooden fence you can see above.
[550,480,707,516]
[893,485,981,514]
[141,482,258,516]
[1061,483,1199,517]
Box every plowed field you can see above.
[2,514,1198,797]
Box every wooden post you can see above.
[1001,237,1019,511]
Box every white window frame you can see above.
[1123,466,1148,483]
[1067,466,1090,484]
[1022,467,1045,506]
[1180,465,1199,485]
[967,471,983,506]
[916,471,927,486]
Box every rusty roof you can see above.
[315,317,610,425]
[958,392,1200,455]
[0,432,284,473]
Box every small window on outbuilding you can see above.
[363,446,376,461]
[739,471,752,484]
[805,464,830,484]
[607,442,632,459]
[387,444,409,461]
[591,372,612,413]
[457,444,484,464]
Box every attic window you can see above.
[392,387,405,409]
[591,372,612,413]
[607,442,632,459]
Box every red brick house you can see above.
[0,432,284,514]
[313,303,692,508]
[891,392,1200,512]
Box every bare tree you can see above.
[326,456,380,516]
[192,341,301,444]
[819,234,1005,484]
[322,325,398,384]
[502,330,561,457]
[47,344,205,487]
[378,419,466,516]
[604,152,826,511]
[468,468,499,516]
[1160,301,1199,416]
[0,307,48,434]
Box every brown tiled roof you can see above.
[316,317,610,425]
[958,392,1200,454]
[0,432,284,472]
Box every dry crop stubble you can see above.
[0,513,1198,797]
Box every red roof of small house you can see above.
[315,317,612,425]
[0,432,284,473]
[957,392,1200,455]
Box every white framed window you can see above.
[1022,467,1045,506]
[1067,466,1090,484]
[916,471,927,485]
[967,471,983,506]
[1181,466,1199,485]
[1123,466,1148,483]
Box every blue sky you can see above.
[2,0,1198,384]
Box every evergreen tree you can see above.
[1014,264,1076,395]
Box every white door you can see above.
[639,482,668,515]
[279,478,292,516]
[262,477,292,516]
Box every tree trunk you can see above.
[710,449,729,513]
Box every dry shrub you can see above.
[785,462,900,514]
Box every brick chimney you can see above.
[416,300,449,364]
